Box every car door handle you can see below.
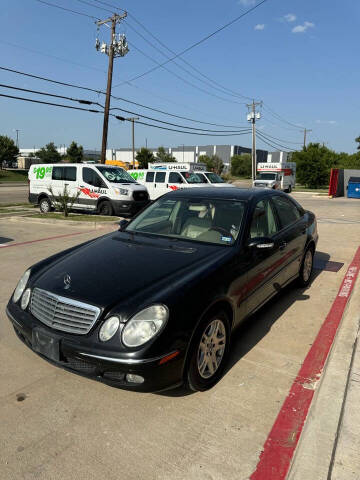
[80,185,84,188]
[279,241,287,251]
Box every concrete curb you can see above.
[0,182,28,187]
[288,270,360,479]
[0,215,120,229]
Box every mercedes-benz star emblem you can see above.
[63,274,71,290]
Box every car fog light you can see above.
[126,374,144,384]
[99,316,120,342]
[21,288,31,310]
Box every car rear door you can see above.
[63,166,79,207]
[270,195,307,282]
[153,171,168,199]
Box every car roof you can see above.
[164,187,284,201]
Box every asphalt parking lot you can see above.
[1,193,360,480]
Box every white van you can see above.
[28,163,150,216]
[194,171,235,188]
[129,163,217,200]
[253,162,296,193]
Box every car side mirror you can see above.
[119,219,129,231]
[246,237,275,250]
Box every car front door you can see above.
[243,197,287,315]
[153,171,168,199]
[79,167,108,210]
[271,195,308,282]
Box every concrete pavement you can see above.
[0,194,360,480]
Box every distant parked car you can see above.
[7,188,318,393]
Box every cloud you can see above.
[238,0,256,6]
[316,120,337,125]
[292,21,315,33]
[254,24,265,30]
[284,13,296,22]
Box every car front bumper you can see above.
[111,199,150,216]
[6,303,184,392]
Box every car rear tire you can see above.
[185,310,231,392]
[297,246,314,287]
[98,201,113,216]
[39,197,53,214]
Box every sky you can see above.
[0,0,359,154]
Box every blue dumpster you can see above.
[347,177,360,199]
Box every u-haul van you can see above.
[129,163,217,200]
[253,162,296,193]
[28,163,149,216]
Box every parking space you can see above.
[1,195,359,480]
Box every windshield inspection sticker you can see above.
[221,236,232,243]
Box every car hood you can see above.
[32,231,228,308]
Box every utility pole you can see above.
[95,12,128,164]
[303,128,312,149]
[247,100,262,181]
[124,117,139,169]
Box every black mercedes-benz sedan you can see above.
[7,188,318,392]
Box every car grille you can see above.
[30,288,100,335]
[254,183,267,187]
[133,191,149,201]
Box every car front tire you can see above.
[98,201,113,216]
[297,246,314,287]
[185,310,231,392]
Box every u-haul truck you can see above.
[129,163,215,200]
[253,162,296,193]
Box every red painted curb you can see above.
[250,246,360,480]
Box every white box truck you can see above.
[253,162,296,193]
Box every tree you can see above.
[198,154,224,174]
[36,142,62,163]
[0,135,19,168]
[136,147,155,168]
[65,141,83,163]
[48,185,80,217]
[292,143,330,188]
[356,135,360,151]
[155,146,176,162]
[230,153,252,178]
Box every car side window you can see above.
[83,167,106,188]
[52,166,63,180]
[250,199,278,238]
[155,172,166,183]
[272,196,301,229]
[169,172,183,183]
[146,172,154,182]
[64,167,77,182]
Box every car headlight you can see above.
[122,305,168,348]
[21,288,31,310]
[114,188,129,196]
[13,269,31,303]
[99,316,120,342]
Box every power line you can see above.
[262,103,303,130]
[35,0,100,20]
[259,130,302,145]
[256,133,292,152]
[0,83,104,108]
[0,92,252,137]
[116,41,246,106]
[0,66,246,128]
[0,40,106,73]
[257,131,294,152]
[114,0,270,84]
[0,81,247,133]
[123,20,246,102]
[0,92,102,113]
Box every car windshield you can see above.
[205,172,225,183]
[257,173,277,180]
[181,172,207,184]
[126,196,246,246]
[96,166,136,183]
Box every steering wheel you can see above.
[209,226,234,240]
